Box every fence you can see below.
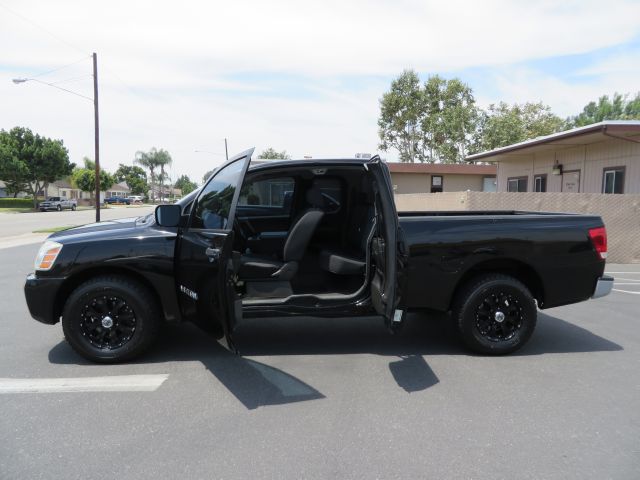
[395,192,640,264]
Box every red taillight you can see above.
[589,227,607,260]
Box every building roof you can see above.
[386,162,496,175]
[467,120,640,162]
[52,179,74,189]
[108,181,130,191]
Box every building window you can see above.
[603,167,625,194]
[534,174,547,192]
[431,175,443,193]
[507,177,527,192]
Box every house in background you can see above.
[467,121,640,193]
[46,180,88,200]
[0,180,29,198]
[387,162,497,194]
[105,181,131,198]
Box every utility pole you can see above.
[93,52,101,222]
[224,138,229,160]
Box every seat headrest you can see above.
[305,187,323,208]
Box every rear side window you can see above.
[192,160,245,229]
[314,177,342,213]
[239,177,295,211]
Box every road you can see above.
[0,243,638,479]
[0,205,155,238]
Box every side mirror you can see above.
[155,204,181,227]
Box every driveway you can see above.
[0,245,638,479]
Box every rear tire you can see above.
[62,275,162,363]
[451,274,537,355]
[56,204,62,211]
[71,204,76,211]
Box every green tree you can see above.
[419,75,479,163]
[257,148,291,160]
[567,92,640,127]
[135,147,172,202]
[378,70,480,163]
[378,70,423,162]
[114,164,148,196]
[0,127,73,208]
[203,170,214,184]
[474,102,565,152]
[174,174,197,195]
[71,167,115,194]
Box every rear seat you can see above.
[319,199,375,275]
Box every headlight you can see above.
[34,241,63,271]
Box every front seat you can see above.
[239,186,325,280]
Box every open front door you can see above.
[175,148,254,352]
[368,156,402,332]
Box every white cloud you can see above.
[0,0,639,179]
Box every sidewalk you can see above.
[0,233,48,251]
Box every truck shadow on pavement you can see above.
[48,311,621,409]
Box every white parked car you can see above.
[127,196,144,204]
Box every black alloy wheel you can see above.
[62,275,161,363]
[79,294,137,349]
[452,274,537,355]
[475,291,522,342]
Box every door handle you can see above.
[205,247,221,261]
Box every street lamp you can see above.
[12,52,102,222]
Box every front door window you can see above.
[192,160,246,229]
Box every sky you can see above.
[1,0,639,184]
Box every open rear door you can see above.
[175,148,254,352]
[367,156,402,332]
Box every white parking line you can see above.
[612,278,640,282]
[0,374,169,394]
[613,289,640,295]
[606,272,640,274]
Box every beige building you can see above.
[388,163,497,194]
[467,121,640,193]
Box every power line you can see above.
[0,2,89,56]
[31,58,92,79]
[26,78,93,102]
[49,74,93,85]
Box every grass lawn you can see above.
[32,226,79,233]
[0,208,35,213]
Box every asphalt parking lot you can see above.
[0,242,638,479]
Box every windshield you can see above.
[47,197,60,201]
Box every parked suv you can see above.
[38,197,77,212]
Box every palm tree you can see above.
[134,150,156,202]
[134,148,172,203]
[154,149,172,203]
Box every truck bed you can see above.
[397,210,606,312]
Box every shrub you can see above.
[0,198,34,208]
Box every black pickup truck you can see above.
[24,149,613,362]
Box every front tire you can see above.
[452,274,537,355]
[62,275,162,363]
[56,204,62,211]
